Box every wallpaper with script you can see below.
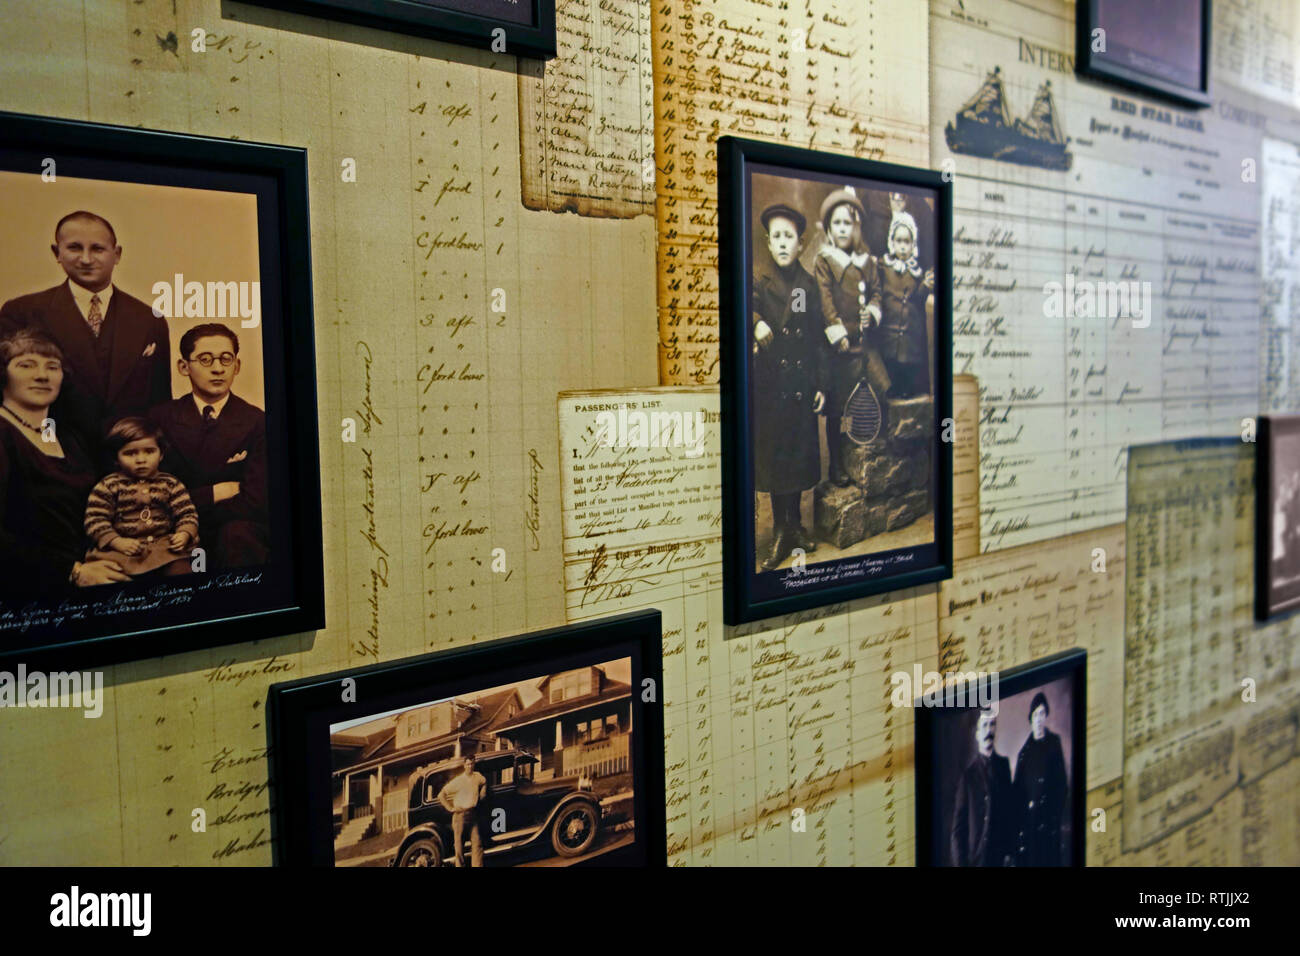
[0,0,656,864]
[0,0,1299,869]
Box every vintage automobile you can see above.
[393,748,602,866]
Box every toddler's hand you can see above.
[168,531,193,553]
[836,337,850,353]
[923,268,935,290]
[111,537,144,557]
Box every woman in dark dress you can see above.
[0,328,128,598]
[1014,691,1069,866]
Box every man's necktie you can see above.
[87,294,103,337]
[203,404,216,427]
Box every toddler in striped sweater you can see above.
[85,417,199,564]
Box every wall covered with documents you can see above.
[0,0,1297,867]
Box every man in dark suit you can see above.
[149,322,268,568]
[950,705,1018,866]
[0,211,171,458]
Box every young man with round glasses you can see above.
[148,322,269,568]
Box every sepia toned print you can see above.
[330,657,636,867]
[0,182,268,603]
[721,137,953,623]
[0,111,322,665]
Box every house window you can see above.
[605,714,619,735]
[575,721,589,744]
[549,669,593,704]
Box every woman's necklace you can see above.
[0,403,45,435]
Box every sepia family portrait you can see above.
[0,112,324,664]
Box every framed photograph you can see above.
[1076,0,1211,109]
[249,0,557,59]
[914,649,1087,867]
[1256,415,1300,620]
[268,610,665,867]
[718,135,953,625]
[0,111,323,666]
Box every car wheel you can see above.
[551,802,599,858]
[398,838,442,867]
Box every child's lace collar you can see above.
[883,252,922,277]
[821,244,872,276]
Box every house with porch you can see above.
[489,665,633,782]
[330,687,523,850]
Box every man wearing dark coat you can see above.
[149,322,269,568]
[950,706,1017,866]
[0,211,171,460]
[751,203,826,572]
[1013,692,1069,866]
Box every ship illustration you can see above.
[945,67,1073,171]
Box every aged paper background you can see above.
[651,0,931,385]
[518,0,655,217]
[0,0,655,864]
[932,0,1261,553]
[1,0,1299,869]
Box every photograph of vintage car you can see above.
[329,657,636,867]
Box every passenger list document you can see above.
[1122,440,1300,849]
[931,0,1262,552]
[1261,137,1300,412]
[652,0,931,384]
[518,0,655,217]
[559,386,721,620]
[1214,0,1300,111]
[559,387,939,865]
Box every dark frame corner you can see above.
[267,610,666,867]
[1255,414,1300,621]
[248,0,557,59]
[718,135,955,626]
[913,648,1088,868]
[1075,0,1212,109]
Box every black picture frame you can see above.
[248,0,557,59]
[267,610,665,867]
[719,135,954,626]
[1076,0,1212,109]
[0,110,324,667]
[914,648,1087,868]
[1256,415,1300,620]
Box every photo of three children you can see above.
[749,173,938,574]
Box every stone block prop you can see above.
[814,481,872,549]
[886,394,934,444]
[844,441,930,498]
[886,489,930,531]
[821,392,934,546]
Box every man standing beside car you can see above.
[437,754,486,867]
